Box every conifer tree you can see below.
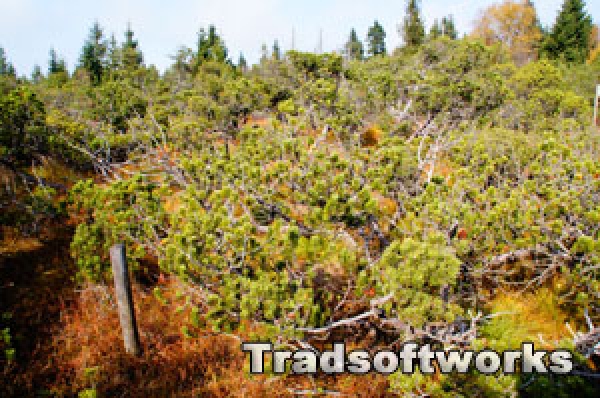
[195,25,228,70]
[542,0,592,62]
[122,23,143,69]
[429,19,442,39]
[31,65,42,82]
[260,43,269,63]
[238,53,247,71]
[441,15,458,39]
[345,28,364,60]
[272,40,281,61]
[367,20,386,56]
[0,47,16,77]
[400,0,425,47]
[48,48,67,74]
[107,34,120,73]
[79,21,107,84]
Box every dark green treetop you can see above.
[400,0,426,47]
[542,0,593,63]
[367,20,387,56]
[345,28,364,60]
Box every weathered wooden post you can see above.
[110,243,142,356]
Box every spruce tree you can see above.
[48,48,67,75]
[345,28,364,60]
[122,23,143,69]
[260,43,269,63]
[79,21,107,84]
[195,25,228,70]
[542,0,592,63]
[272,40,281,61]
[107,34,120,73]
[238,53,247,71]
[367,20,386,56]
[429,19,442,39]
[31,65,43,82]
[441,15,458,40]
[0,47,16,77]
[400,0,425,47]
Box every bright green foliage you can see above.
[0,86,47,164]
[359,233,462,326]
[500,59,589,130]
[542,0,593,63]
[89,77,147,132]
[367,20,386,56]
[4,23,598,395]
[70,176,168,281]
[411,39,509,121]
[400,0,426,48]
[208,268,322,336]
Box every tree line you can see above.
[0,0,597,82]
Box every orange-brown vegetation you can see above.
[0,231,390,396]
[360,126,382,147]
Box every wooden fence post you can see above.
[110,243,142,356]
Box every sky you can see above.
[0,0,598,76]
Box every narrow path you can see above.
[0,227,76,396]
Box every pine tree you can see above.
[260,43,269,63]
[48,48,67,75]
[79,21,107,84]
[441,15,458,40]
[345,28,364,60]
[429,19,442,39]
[367,20,386,56]
[238,53,247,71]
[272,40,281,61]
[122,23,143,69]
[195,25,228,70]
[400,0,425,47]
[0,47,16,77]
[542,0,593,63]
[107,34,120,73]
[31,65,42,82]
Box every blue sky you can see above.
[0,0,598,75]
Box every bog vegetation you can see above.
[1,0,600,396]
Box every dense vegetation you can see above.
[2,0,600,396]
